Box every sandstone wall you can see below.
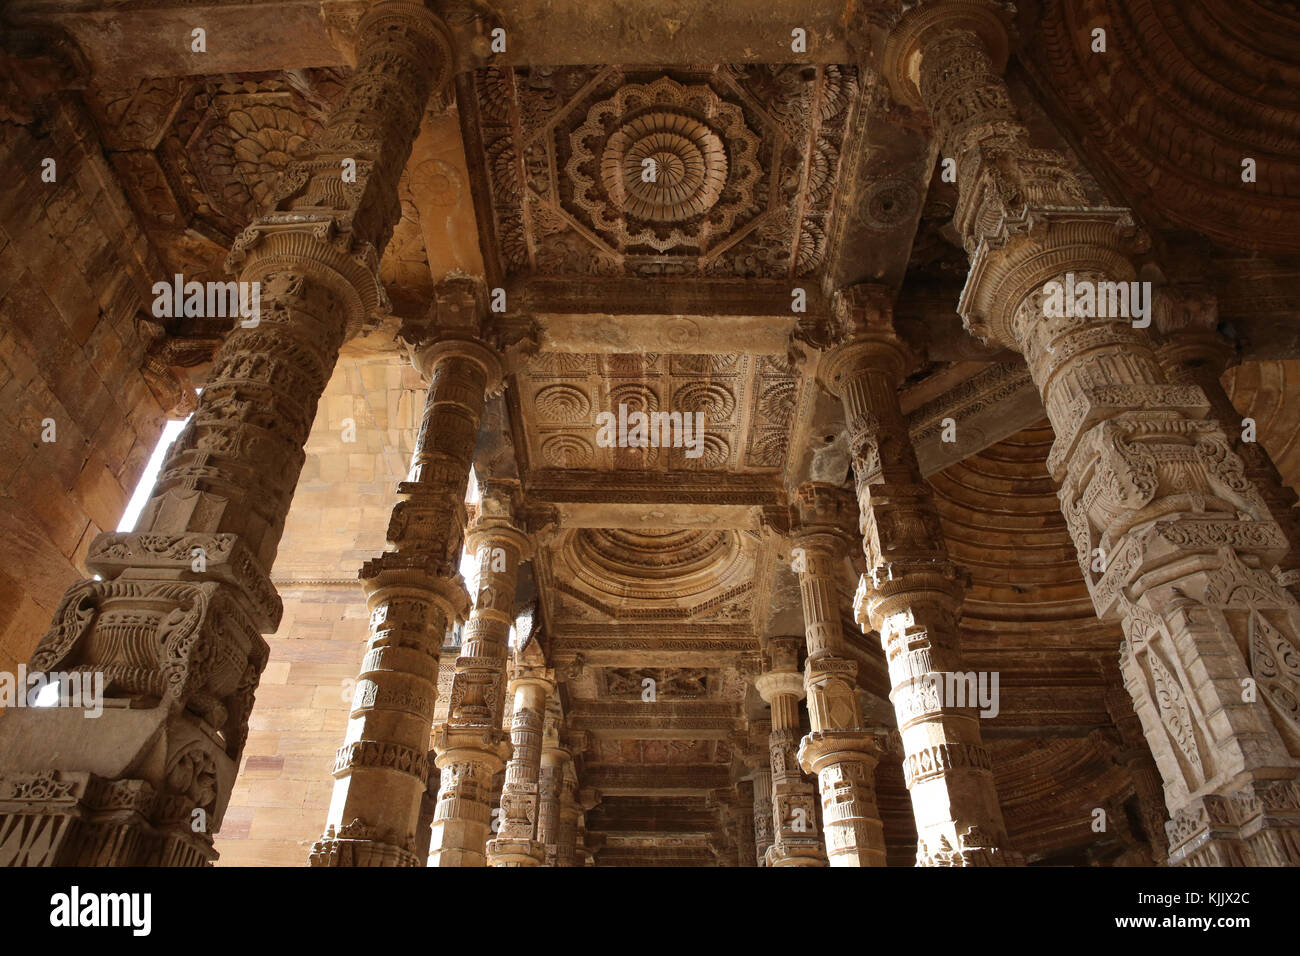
[0,98,168,682]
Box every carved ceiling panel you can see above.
[516,351,806,475]
[466,64,859,279]
[86,69,433,311]
[545,527,755,624]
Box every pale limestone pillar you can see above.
[877,0,1300,864]
[428,481,529,866]
[790,484,887,866]
[486,668,552,866]
[754,638,826,867]
[0,0,452,867]
[820,287,1013,866]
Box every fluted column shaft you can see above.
[429,482,528,867]
[790,494,887,867]
[822,289,1012,866]
[882,1,1300,865]
[0,0,451,868]
[486,675,550,866]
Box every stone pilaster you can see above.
[820,286,1013,866]
[485,664,552,866]
[0,0,451,867]
[554,739,583,867]
[537,733,568,867]
[574,787,601,867]
[879,0,1300,865]
[754,638,826,867]
[790,483,887,866]
[750,760,774,866]
[428,480,529,867]
[735,778,758,867]
[1101,660,1168,865]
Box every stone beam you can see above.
[522,473,786,530]
[553,630,757,669]
[13,0,860,84]
[568,702,743,739]
[583,765,734,795]
[906,363,1047,476]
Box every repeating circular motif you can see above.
[747,430,787,468]
[534,384,591,423]
[673,381,736,420]
[541,434,594,468]
[757,380,796,424]
[600,111,728,222]
[678,433,730,469]
[607,383,660,413]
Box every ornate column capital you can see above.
[1153,286,1232,378]
[790,481,858,553]
[754,670,806,704]
[819,284,917,393]
[403,277,504,389]
[466,478,531,559]
[879,0,1016,109]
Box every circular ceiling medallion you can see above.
[600,111,728,222]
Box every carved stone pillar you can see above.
[312,330,497,867]
[789,483,887,866]
[537,740,568,867]
[554,741,583,867]
[1154,288,1300,597]
[574,787,601,867]
[1101,660,1168,865]
[485,666,552,866]
[415,764,440,863]
[820,286,1012,866]
[879,0,1300,865]
[754,638,826,866]
[428,481,529,866]
[735,779,758,867]
[0,0,451,867]
[750,761,774,866]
